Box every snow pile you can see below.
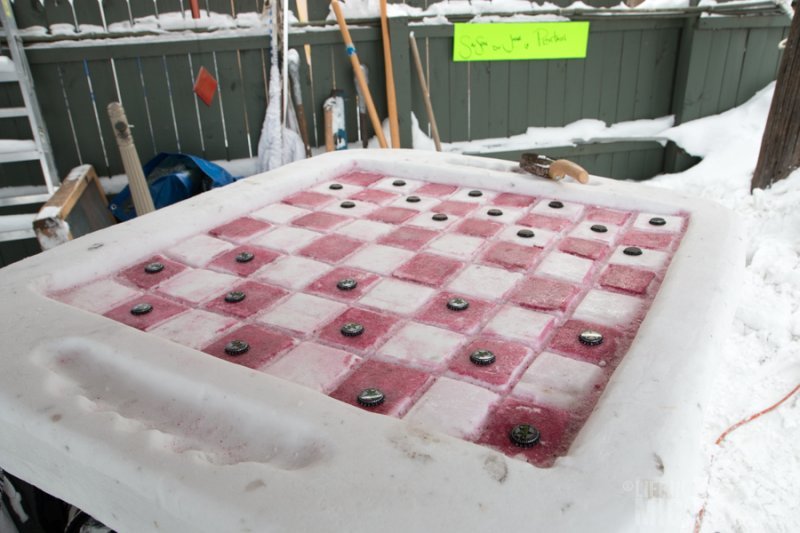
[648,82,799,532]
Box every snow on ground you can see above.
[648,82,799,533]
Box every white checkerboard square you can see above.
[264,342,361,393]
[359,278,436,315]
[535,251,594,283]
[426,233,485,261]
[58,279,140,314]
[149,309,236,349]
[569,220,621,243]
[166,234,235,267]
[405,377,499,439]
[497,224,556,248]
[257,293,346,336]
[446,264,523,301]
[336,219,395,241]
[608,245,669,271]
[483,305,554,345]
[377,322,466,370]
[249,226,320,253]
[513,351,604,411]
[572,289,644,328]
[530,199,584,220]
[157,269,239,304]
[250,203,310,224]
[253,255,330,290]
[633,213,684,233]
[343,244,415,275]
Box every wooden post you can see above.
[751,8,800,191]
[107,102,155,216]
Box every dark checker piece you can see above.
[235,251,255,263]
[447,297,470,311]
[590,224,608,233]
[224,339,250,356]
[623,246,643,256]
[406,196,421,203]
[470,349,496,366]
[225,291,247,303]
[649,217,667,226]
[509,424,541,448]
[468,190,483,197]
[337,278,358,291]
[548,201,564,209]
[130,303,153,315]
[341,322,365,337]
[340,201,356,209]
[329,183,343,190]
[144,262,164,274]
[392,180,406,187]
[578,330,604,346]
[356,388,385,407]
[487,209,503,217]
[432,213,448,221]
[517,229,535,239]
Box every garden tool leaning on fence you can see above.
[519,153,590,184]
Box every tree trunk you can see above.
[751,9,800,191]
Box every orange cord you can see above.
[715,383,800,446]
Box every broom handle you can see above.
[331,0,388,149]
[409,33,441,152]
[380,0,400,148]
[107,102,155,216]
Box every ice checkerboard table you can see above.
[0,151,743,532]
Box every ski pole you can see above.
[409,32,441,152]
[330,0,388,149]
[380,0,400,148]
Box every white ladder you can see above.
[0,0,59,243]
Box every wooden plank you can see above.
[581,31,604,120]
[163,53,204,156]
[615,30,641,122]
[758,27,785,88]
[12,0,49,30]
[290,46,315,148]
[214,49,249,159]
[310,45,334,149]
[699,29,731,118]
[59,60,109,174]
[330,37,360,145]
[389,17,413,148]
[544,60,566,127]
[527,60,548,127]
[156,1,183,17]
[650,27,681,116]
[233,0,261,16]
[0,237,40,268]
[427,37,451,142]
[506,60,528,136]
[610,150,631,179]
[189,51,226,159]
[735,27,771,106]
[681,25,713,122]
[408,35,428,141]
[30,64,81,178]
[99,0,134,26]
[633,28,658,119]
[129,0,157,19]
[564,59,584,124]
[448,60,468,142]
[84,59,123,174]
[593,152,614,178]
[206,0,233,15]
[71,0,104,28]
[717,29,747,111]
[238,48,268,158]
[597,30,623,124]
[41,0,76,30]
[109,56,157,161]
[469,62,490,140]
[698,15,789,31]
[138,55,180,155]
[488,61,509,139]
[357,26,388,144]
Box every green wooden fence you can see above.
[0,1,790,266]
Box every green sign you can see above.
[453,22,590,62]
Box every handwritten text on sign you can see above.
[453,22,590,62]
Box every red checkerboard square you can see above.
[305,267,380,302]
[329,359,433,417]
[585,207,630,225]
[517,213,572,232]
[415,292,495,334]
[283,191,334,209]
[394,252,463,286]
[475,398,571,468]
[434,200,478,217]
[454,218,502,238]
[103,295,188,331]
[298,234,364,263]
[204,280,288,319]
[336,170,383,186]
[119,255,187,289]
[481,241,541,271]
[547,319,623,364]
[416,183,458,197]
[558,237,609,260]
[366,206,418,225]
[202,324,295,370]
[509,276,578,312]
[600,264,655,295]
[349,189,398,205]
[378,226,438,251]
[448,337,532,390]
[207,245,280,277]
[318,307,399,353]
[208,217,271,243]
[293,211,350,231]
[621,230,675,250]
[494,192,537,208]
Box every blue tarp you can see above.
[109,152,241,222]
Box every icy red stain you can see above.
[378,226,438,251]
[298,234,364,263]
[283,191,335,209]
[204,280,288,319]
[318,307,399,353]
[366,206,418,225]
[476,398,571,468]
[434,200,478,217]
[509,276,578,312]
[621,230,675,250]
[207,245,281,277]
[292,211,350,231]
[448,337,532,389]
[208,217,271,242]
[416,183,458,197]
[202,324,295,369]
[585,207,630,225]
[415,292,495,334]
[394,252,463,286]
[600,264,656,295]
[330,359,433,417]
[548,319,623,365]
[305,267,380,302]
[454,218,503,238]
[494,192,537,208]
[104,295,188,331]
[336,170,383,186]
[517,213,572,232]
[559,237,609,260]
[119,255,186,289]
[481,241,541,271]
